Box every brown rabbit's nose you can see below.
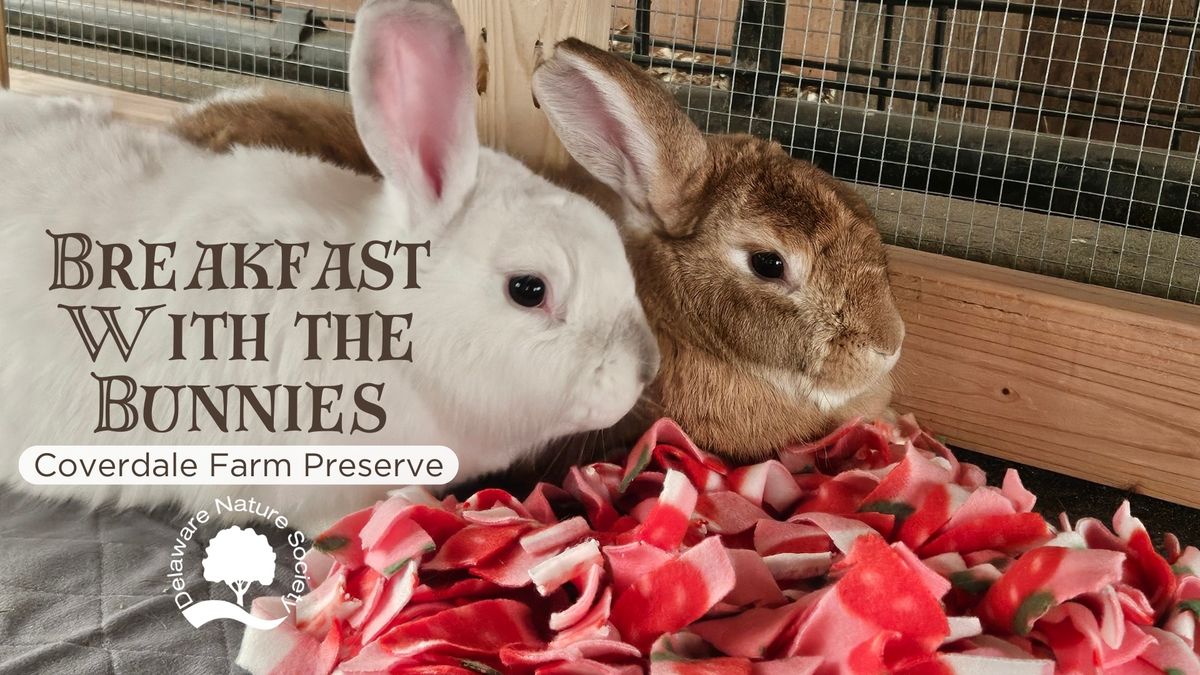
[865,312,906,356]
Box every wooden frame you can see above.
[10,59,1200,508]
[1,0,10,90]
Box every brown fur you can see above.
[530,40,904,461]
[172,94,380,177]
[170,46,904,471]
[623,135,900,458]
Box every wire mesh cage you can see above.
[611,0,1200,303]
[3,0,1199,302]
[3,0,354,101]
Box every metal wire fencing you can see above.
[4,0,353,100]
[3,0,1198,301]
[612,0,1200,303]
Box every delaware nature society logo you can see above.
[167,496,309,630]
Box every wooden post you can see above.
[1,0,10,90]
[452,0,611,172]
[731,0,787,117]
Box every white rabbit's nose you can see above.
[636,325,661,385]
[639,356,659,386]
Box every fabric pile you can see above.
[237,417,1200,674]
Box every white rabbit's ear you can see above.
[350,0,479,217]
[532,39,710,237]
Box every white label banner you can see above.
[19,445,458,485]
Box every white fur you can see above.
[752,367,847,413]
[0,0,654,531]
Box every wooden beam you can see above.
[452,0,611,172]
[888,245,1200,508]
[8,70,182,124]
[730,0,786,115]
[1,0,10,90]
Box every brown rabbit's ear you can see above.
[532,38,710,237]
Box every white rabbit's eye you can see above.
[508,275,547,308]
[750,251,786,279]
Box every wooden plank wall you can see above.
[1016,0,1200,151]
[838,0,1200,147]
[838,2,936,114]
[610,0,843,80]
[937,9,1026,126]
[838,3,1027,124]
[889,246,1200,508]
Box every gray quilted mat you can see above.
[0,488,285,675]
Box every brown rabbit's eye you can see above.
[508,275,547,308]
[750,251,786,279]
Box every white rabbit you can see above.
[0,0,657,531]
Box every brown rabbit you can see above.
[532,40,904,463]
[171,41,904,469]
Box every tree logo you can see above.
[202,526,276,606]
[165,496,310,631]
